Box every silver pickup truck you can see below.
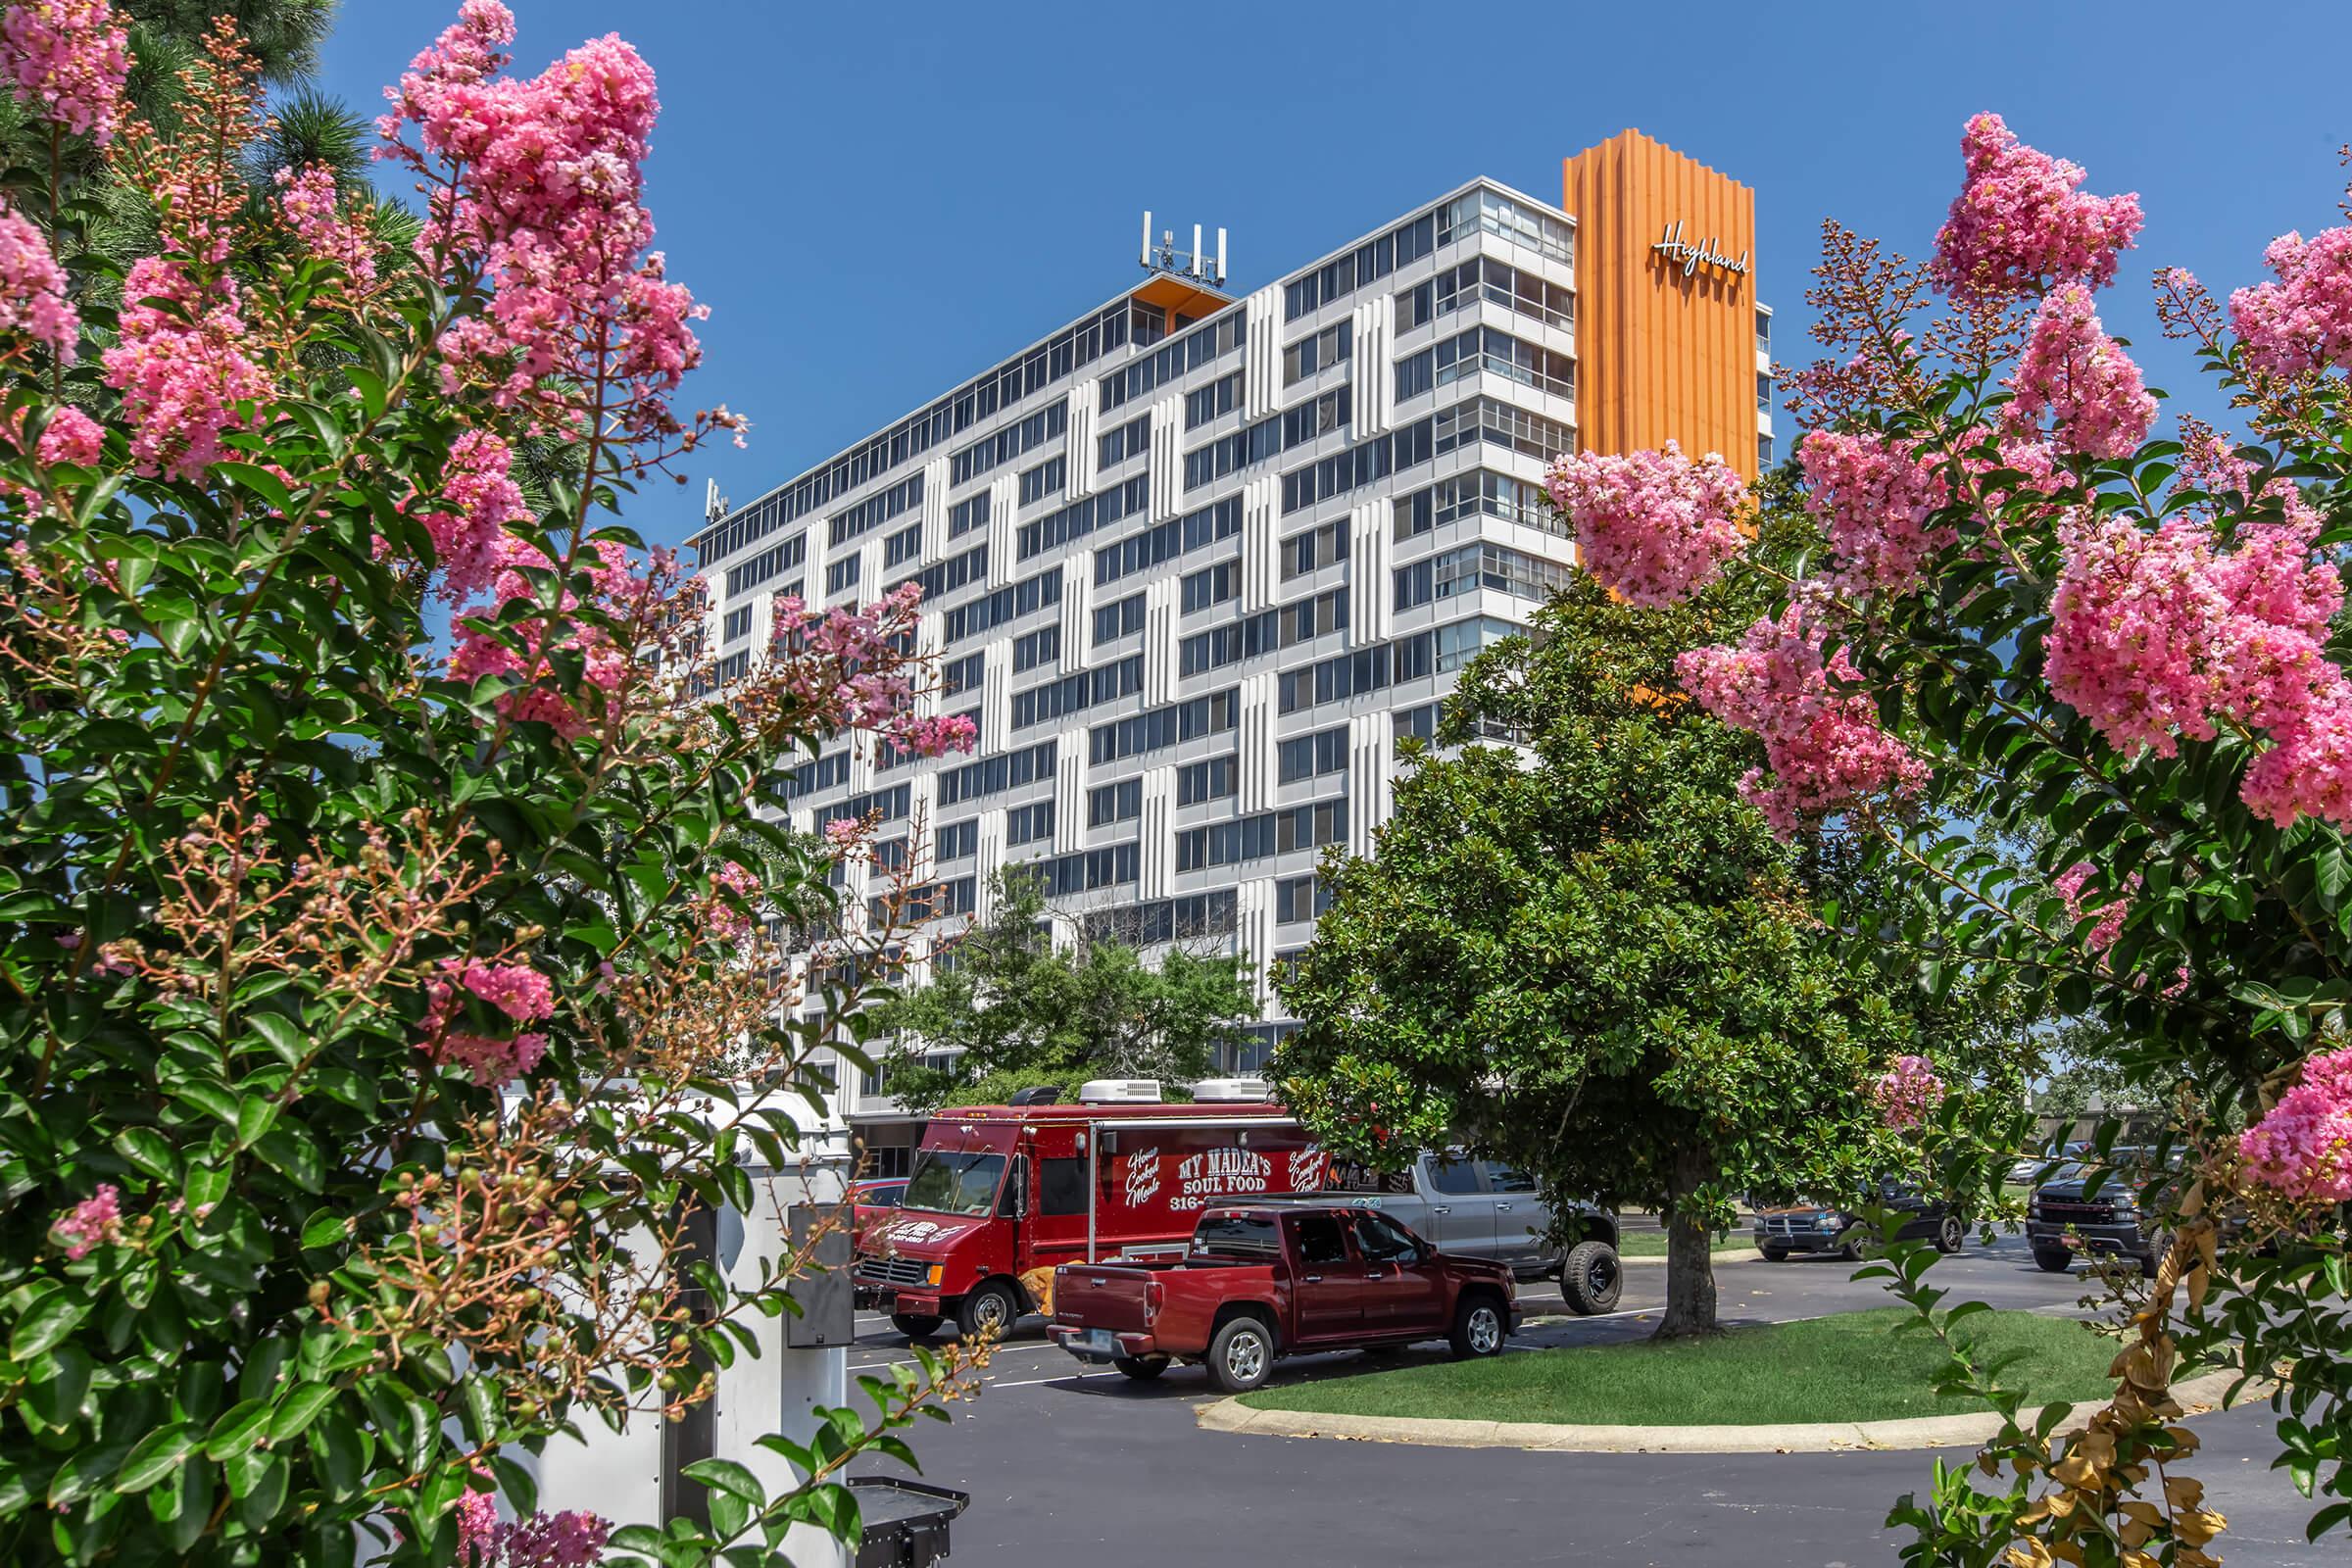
[1305,1152,1624,1314]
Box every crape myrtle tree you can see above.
[1538,111,2352,1564]
[1272,558,2023,1339]
[0,4,984,1565]
[869,872,1257,1116]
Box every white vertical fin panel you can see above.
[975,808,1005,923]
[1144,576,1179,706]
[1350,502,1388,644]
[1240,474,1280,613]
[921,456,949,556]
[1060,558,1091,673]
[1243,284,1281,419]
[1348,711,1387,857]
[1236,877,1276,1008]
[1149,393,1182,522]
[1351,296,1393,438]
[987,472,1018,571]
[1239,669,1277,814]
[980,644,1010,750]
[1053,740,1084,855]
[1140,765,1174,900]
[1068,387,1099,498]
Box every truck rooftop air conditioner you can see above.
[1190,1077,1274,1102]
[1077,1078,1161,1103]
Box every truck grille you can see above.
[1759,1215,1821,1238]
[856,1253,929,1288]
[2035,1200,2115,1225]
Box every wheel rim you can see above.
[1588,1254,1618,1298]
[1225,1330,1265,1383]
[1467,1305,1501,1353]
[972,1292,1006,1331]
[1942,1217,1963,1249]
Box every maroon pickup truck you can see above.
[1045,1203,1521,1392]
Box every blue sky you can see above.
[318,1,2352,554]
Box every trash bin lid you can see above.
[849,1477,968,1534]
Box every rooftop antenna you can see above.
[705,476,726,524]
[1137,213,1231,288]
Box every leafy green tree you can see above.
[873,874,1258,1114]
[1277,574,1921,1338]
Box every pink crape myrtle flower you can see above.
[1797,429,1955,595]
[704,858,760,939]
[1,0,130,144]
[273,163,379,288]
[417,429,530,602]
[433,1030,549,1089]
[454,958,556,1023]
[2229,226,2352,378]
[1676,601,1931,834]
[1870,1054,1945,1130]
[2053,862,2132,953]
[2006,283,2156,459]
[0,205,78,362]
[35,405,101,466]
[2237,1047,2352,1204]
[100,257,270,482]
[1544,440,1749,607]
[51,1182,122,1258]
[1932,112,2142,299]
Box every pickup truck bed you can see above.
[1047,1203,1519,1392]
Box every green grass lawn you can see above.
[1613,1229,1748,1257]
[1240,1307,2120,1426]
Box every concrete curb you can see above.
[1615,1250,1757,1267]
[1197,1369,2251,1454]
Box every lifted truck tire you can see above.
[1560,1241,1623,1314]
[891,1313,942,1340]
[1760,1246,1789,1262]
[1935,1215,1967,1254]
[1113,1355,1169,1381]
[956,1280,1021,1341]
[2032,1247,2075,1273]
[1206,1316,1276,1394]
[1448,1294,1507,1360]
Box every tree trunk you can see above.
[1653,1144,1720,1341]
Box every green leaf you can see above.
[234,1096,280,1149]
[680,1458,764,1502]
[215,462,295,515]
[114,1422,197,1494]
[267,1382,339,1444]
[201,1398,270,1461]
[11,1285,88,1360]
[113,1126,178,1180]
[247,1011,308,1065]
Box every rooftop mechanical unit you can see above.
[1076,1078,1162,1104]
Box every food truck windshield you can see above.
[900,1149,1006,1217]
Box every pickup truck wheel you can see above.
[1206,1317,1275,1394]
[1560,1241,1622,1314]
[956,1281,1020,1341]
[1935,1215,1967,1254]
[2032,1247,2075,1273]
[890,1312,941,1340]
[1448,1296,1507,1360]
[1113,1355,1169,1381]
[1760,1247,1789,1262]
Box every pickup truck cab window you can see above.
[1192,1212,1282,1257]
[1425,1156,1482,1196]
[1351,1212,1422,1263]
[1293,1212,1348,1265]
[1480,1162,1539,1193]
[902,1150,1005,1216]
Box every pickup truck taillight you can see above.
[1145,1278,1164,1324]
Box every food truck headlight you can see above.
[925,1264,944,1287]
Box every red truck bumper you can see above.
[1047,1323,1159,1363]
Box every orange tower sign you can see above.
[1562,129,1761,478]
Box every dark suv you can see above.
[1753,1180,1965,1261]
[2026,1149,2177,1276]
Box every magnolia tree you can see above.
[0,4,980,1565]
[1544,112,2352,1563]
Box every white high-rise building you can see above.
[693,145,1771,1173]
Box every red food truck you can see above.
[853,1082,1329,1341]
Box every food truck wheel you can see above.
[891,1313,942,1340]
[956,1280,1020,1340]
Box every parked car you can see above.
[848,1177,906,1248]
[1315,1151,1623,1313]
[1047,1203,1521,1392]
[1753,1180,1965,1261]
[2025,1148,2180,1277]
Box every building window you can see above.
[1098,414,1151,470]
[1277,726,1348,784]
[1088,778,1142,827]
[826,556,860,596]
[1176,754,1237,806]
[940,650,985,697]
[1180,561,1238,614]
[936,818,979,862]
[1276,874,1330,924]
[1093,591,1146,645]
[1018,455,1067,507]
[1185,371,1242,429]
[1280,519,1351,580]
[722,605,753,643]
[1757,371,1773,413]
[882,521,923,568]
[1281,387,1351,449]
[1010,625,1060,673]
[1005,801,1054,846]
[1758,432,1776,470]
[1394,470,1558,541]
[1394,542,1576,612]
[1283,322,1353,386]
[948,490,991,539]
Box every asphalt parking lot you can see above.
[850,1234,2330,1567]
